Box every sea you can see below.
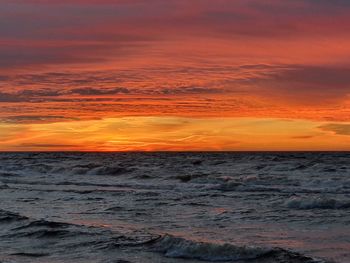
[0,152,349,263]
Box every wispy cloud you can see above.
[1,0,350,150]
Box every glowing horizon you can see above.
[1,0,350,151]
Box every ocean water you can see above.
[0,152,349,263]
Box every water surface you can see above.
[0,152,349,262]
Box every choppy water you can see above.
[0,152,349,263]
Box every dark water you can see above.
[0,152,349,263]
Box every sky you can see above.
[0,0,350,151]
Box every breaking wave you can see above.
[151,234,326,262]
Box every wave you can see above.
[87,165,135,176]
[0,209,333,262]
[214,177,350,195]
[151,234,326,262]
[0,209,159,253]
[52,164,136,176]
[4,218,100,240]
[11,252,49,258]
[0,161,136,177]
[0,209,28,223]
[0,172,21,177]
[285,197,350,210]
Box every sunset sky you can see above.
[1,0,350,151]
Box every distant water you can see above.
[0,152,349,263]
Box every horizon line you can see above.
[1,150,349,153]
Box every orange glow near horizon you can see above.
[0,0,350,151]
[1,117,350,151]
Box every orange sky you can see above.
[0,0,350,151]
